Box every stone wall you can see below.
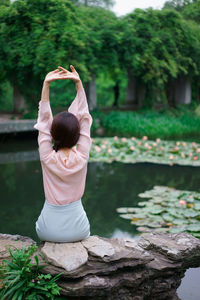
[0,120,36,133]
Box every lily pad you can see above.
[90,137,200,167]
[187,224,200,232]
[150,208,165,215]
[117,186,200,238]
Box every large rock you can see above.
[39,233,200,300]
[1,232,200,300]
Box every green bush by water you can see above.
[94,104,200,140]
[19,100,200,141]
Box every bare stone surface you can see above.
[138,232,200,263]
[41,241,88,272]
[81,235,115,259]
[1,232,200,300]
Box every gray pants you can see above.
[35,199,90,243]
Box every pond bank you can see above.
[0,119,36,133]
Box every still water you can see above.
[0,134,200,300]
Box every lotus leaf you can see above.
[90,137,200,167]
[169,227,187,233]
[162,214,174,222]
[186,224,200,232]
[184,211,200,218]
[194,203,200,210]
[119,214,135,220]
[149,208,165,215]
[173,219,187,225]
[117,186,200,238]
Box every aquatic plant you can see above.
[117,186,200,238]
[90,136,200,166]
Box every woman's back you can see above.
[34,65,92,242]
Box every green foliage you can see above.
[21,110,38,119]
[163,0,194,11]
[95,106,200,139]
[96,70,127,107]
[117,185,200,238]
[0,0,10,7]
[0,0,87,107]
[76,5,118,74]
[182,0,200,22]
[0,80,13,112]
[118,7,200,104]
[0,0,200,111]
[71,0,115,8]
[0,245,63,300]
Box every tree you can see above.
[76,5,119,109]
[117,8,200,107]
[71,0,115,9]
[182,0,200,22]
[163,0,196,11]
[163,0,200,104]
[0,0,87,112]
[0,0,10,6]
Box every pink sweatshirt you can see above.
[34,86,93,205]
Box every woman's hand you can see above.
[44,68,64,83]
[57,65,81,83]
[44,65,81,84]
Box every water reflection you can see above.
[1,140,200,300]
[1,157,200,244]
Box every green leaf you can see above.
[3,279,26,299]
[187,224,200,232]
[117,185,200,238]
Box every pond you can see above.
[0,134,200,300]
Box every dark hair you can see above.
[50,111,80,152]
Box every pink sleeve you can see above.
[33,100,54,161]
[68,87,93,160]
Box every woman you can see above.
[34,65,92,243]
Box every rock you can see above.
[81,235,115,259]
[41,241,88,272]
[39,235,153,280]
[138,232,200,265]
[0,232,200,300]
[0,233,36,265]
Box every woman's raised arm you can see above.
[34,80,54,161]
[34,68,74,162]
[66,69,93,160]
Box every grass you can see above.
[91,104,200,141]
